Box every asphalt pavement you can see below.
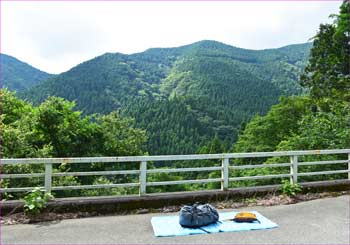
[2,195,349,244]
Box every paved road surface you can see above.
[2,195,349,244]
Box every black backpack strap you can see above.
[198,227,210,233]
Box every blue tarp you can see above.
[151,211,278,237]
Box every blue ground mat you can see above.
[151,211,278,237]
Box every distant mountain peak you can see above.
[1,53,53,92]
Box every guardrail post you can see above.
[45,163,52,193]
[221,158,229,191]
[139,161,147,195]
[348,153,350,180]
[290,155,298,184]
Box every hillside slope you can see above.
[22,40,312,154]
[0,54,53,92]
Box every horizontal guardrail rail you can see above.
[2,149,350,165]
[1,149,350,197]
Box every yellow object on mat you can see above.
[232,212,259,223]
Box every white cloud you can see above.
[2,1,341,74]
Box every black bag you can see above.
[179,203,219,228]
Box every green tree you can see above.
[233,2,350,185]
[1,91,147,198]
[1,89,32,124]
[234,96,310,153]
[26,96,147,158]
[197,134,225,154]
[277,101,350,151]
[97,112,147,156]
[1,90,52,158]
[300,1,350,101]
[34,97,97,157]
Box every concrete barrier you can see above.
[2,180,349,215]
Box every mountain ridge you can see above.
[0,54,54,92]
[17,40,312,154]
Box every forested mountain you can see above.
[22,41,312,154]
[0,54,53,92]
[235,1,350,162]
[2,2,348,199]
[23,41,311,112]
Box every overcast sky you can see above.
[2,1,342,74]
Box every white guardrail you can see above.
[1,149,350,196]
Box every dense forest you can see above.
[1,1,349,197]
[19,41,311,154]
[235,1,350,154]
[233,1,350,184]
[1,89,147,197]
[0,54,53,92]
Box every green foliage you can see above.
[3,4,345,196]
[122,97,210,155]
[234,96,311,153]
[23,187,54,215]
[97,112,147,156]
[22,52,169,115]
[300,1,350,101]
[1,92,147,159]
[1,89,32,125]
[0,54,53,92]
[198,134,226,154]
[276,2,350,151]
[0,180,13,200]
[276,101,350,151]
[280,180,302,197]
[52,172,82,198]
[1,90,53,158]
[235,3,349,184]
[1,91,147,198]
[21,41,311,155]
[81,177,137,197]
[147,172,189,193]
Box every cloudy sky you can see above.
[2,1,341,74]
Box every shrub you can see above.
[23,187,54,215]
[280,179,302,197]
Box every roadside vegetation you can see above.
[1,1,349,200]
